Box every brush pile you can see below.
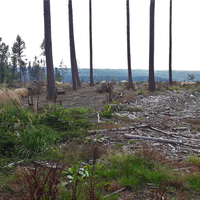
[0,88,21,105]
[14,88,29,98]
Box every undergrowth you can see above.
[1,83,200,199]
[0,105,93,159]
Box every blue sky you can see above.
[1,0,200,70]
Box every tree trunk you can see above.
[126,0,134,88]
[169,0,173,85]
[89,0,94,86]
[68,0,81,90]
[148,0,155,92]
[43,0,57,100]
[74,53,81,87]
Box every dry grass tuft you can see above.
[0,88,21,105]
[14,88,29,97]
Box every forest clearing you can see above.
[1,80,200,199]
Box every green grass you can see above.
[15,125,59,158]
[0,173,17,193]
[170,86,179,91]
[97,154,173,188]
[185,156,200,165]
[129,140,137,144]
[187,175,200,192]
[0,105,93,159]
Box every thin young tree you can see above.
[169,0,173,85]
[68,0,81,90]
[126,0,134,89]
[12,35,26,83]
[148,0,155,92]
[0,38,9,83]
[89,0,94,86]
[43,0,57,100]
[11,55,18,80]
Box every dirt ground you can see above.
[2,81,200,199]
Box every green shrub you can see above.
[15,125,58,158]
[137,90,143,95]
[38,106,92,131]
[170,86,179,91]
[0,130,18,156]
[100,104,112,118]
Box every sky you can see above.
[1,0,200,71]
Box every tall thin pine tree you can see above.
[89,0,94,86]
[68,0,81,90]
[43,0,57,100]
[169,0,173,85]
[148,0,155,92]
[126,0,134,89]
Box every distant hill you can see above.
[62,68,200,83]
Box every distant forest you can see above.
[61,68,200,83]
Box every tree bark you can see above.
[68,0,81,90]
[89,0,94,86]
[169,0,173,85]
[68,0,77,90]
[126,0,134,88]
[43,0,57,100]
[148,0,155,92]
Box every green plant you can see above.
[185,156,200,166]
[129,140,137,144]
[132,118,144,122]
[60,145,103,200]
[112,100,118,104]
[97,154,173,189]
[115,143,123,149]
[187,73,195,81]
[0,173,17,193]
[186,85,191,90]
[15,125,59,158]
[100,104,112,118]
[0,106,38,157]
[84,176,102,200]
[187,172,200,192]
[38,106,92,132]
[136,90,143,95]
[170,86,179,91]
[63,161,94,182]
[0,130,18,156]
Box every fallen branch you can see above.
[124,134,183,145]
[104,187,126,199]
[112,92,124,101]
[129,124,150,130]
[149,126,174,136]
[125,134,200,148]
